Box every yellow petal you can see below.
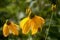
[30,21,38,35]
[52,4,56,10]
[22,19,31,34]
[8,22,18,36]
[35,16,45,24]
[36,16,45,28]
[26,8,31,14]
[3,23,9,37]
[32,28,38,35]
[20,17,29,29]
[32,16,41,28]
[33,16,45,31]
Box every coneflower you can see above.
[20,8,45,35]
[3,19,19,37]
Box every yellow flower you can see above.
[51,4,56,10]
[20,8,45,35]
[26,8,31,14]
[3,20,19,37]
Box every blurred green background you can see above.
[0,0,60,40]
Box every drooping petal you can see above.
[35,16,45,24]
[20,17,29,29]
[32,16,45,31]
[33,19,42,30]
[8,22,18,36]
[22,19,31,34]
[30,20,38,35]
[32,16,41,28]
[36,16,45,30]
[51,4,56,10]
[32,27,38,35]
[26,8,31,14]
[3,23,9,37]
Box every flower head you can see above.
[51,4,56,10]
[26,8,31,14]
[20,8,45,35]
[3,19,19,37]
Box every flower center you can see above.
[6,20,11,25]
[30,13,35,19]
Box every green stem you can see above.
[45,11,54,40]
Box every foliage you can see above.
[0,0,60,40]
